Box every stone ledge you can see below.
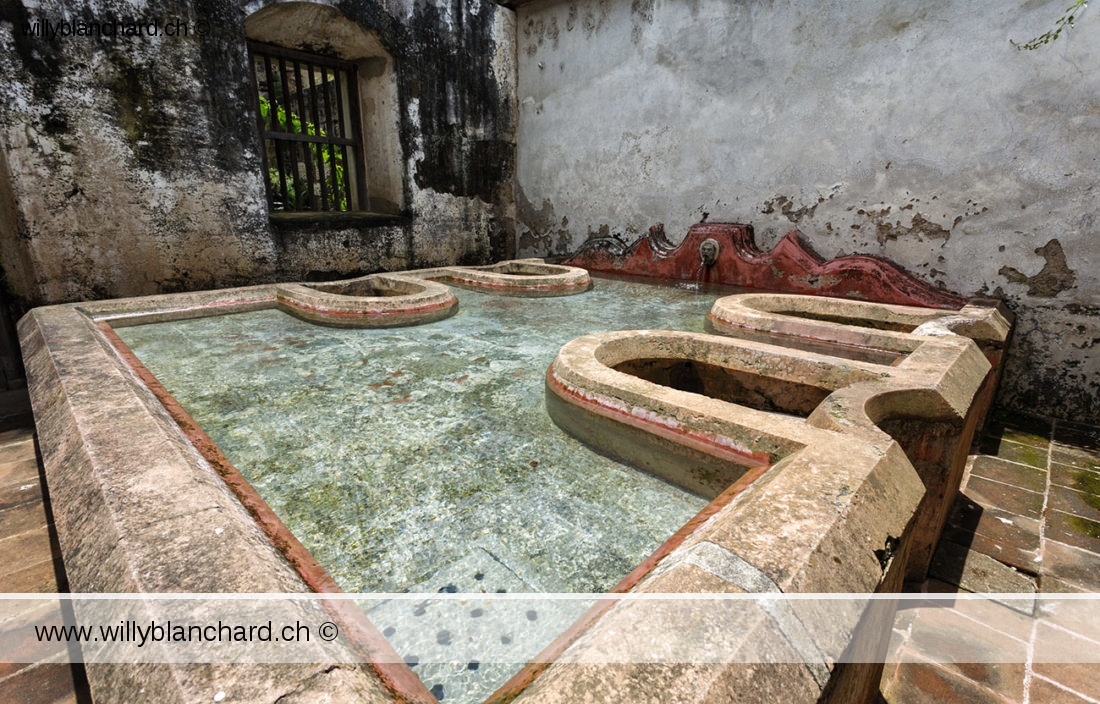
[17,306,401,704]
[538,291,1011,703]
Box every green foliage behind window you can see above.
[258,95,348,211]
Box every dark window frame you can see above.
[247,40,370,214]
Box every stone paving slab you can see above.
[0,480,43,515]
[0,500,49,537]
[938,527,1040,576]
[928,540,1037,601]
[0,601,72,679]
[976,435,1049,468]
[0,434,35,460]
[962,474,1044,520]
[0,661,81,704]
[1051,448,1100,473]
[980,421,1051,449]
[4,558,65,594]
[0,527,58,574]
[1037,595,1100,645]
[920,579,1035,643]
[0,426,84,704]
[1039,576,1091,594]
[1050,462,1100,493]
[1046,510,1100,554]
[882,652,1016,704]
[1028,676,1097,704]
[0,455,40,489]
[945,498,1041,555]
[1049,484,1100,523]
[967,455,1048,494]
[901,606,1027,699]
[1040,540,1100,591]
[1032,622,1100,700]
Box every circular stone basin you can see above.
[443,259,591,296]
[275,275,457,328]
[308,280,411,297]
[478,262,570,276]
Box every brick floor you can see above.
[882,409,1100,704]
[0,405,88,704]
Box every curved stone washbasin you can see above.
[275,274,458,328]
[546,330,887,499]
[273,260,591,325]
[435,258,591,296]
[750,292,1014,585]
[536,293,1011,704]
[709,292,1012,368]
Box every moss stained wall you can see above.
[0,0,517,309]
[512,0,1099,425]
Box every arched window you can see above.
[244,3,402,215]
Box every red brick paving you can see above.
[882,654,1017,704]
[969,455,1048,494]
[883,410,1100,704]
[0,424,86,704]
[1027,676,1096,704]
[963,474,1045,519]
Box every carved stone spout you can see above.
[699,238,720,268]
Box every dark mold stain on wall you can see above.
[999,300,1098,426]
[406,0,514,206]
[629,0,654,42]
[514,184,577,256]
[191,0,257,174]
[521,0,610,57]
[0,2,65,110]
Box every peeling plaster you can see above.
[999,239,1078,298]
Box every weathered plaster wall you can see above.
[513,0,1099,424]
[0,0,516,309]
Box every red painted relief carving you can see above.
[563,222,966,310]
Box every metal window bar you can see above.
[329,65,355,210]
[288,58,317,210]
[259,53,290,208]
[319,65,343,209]
[247,41,366,213]
[305,60,329,209]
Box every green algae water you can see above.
[117,276,725,703]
